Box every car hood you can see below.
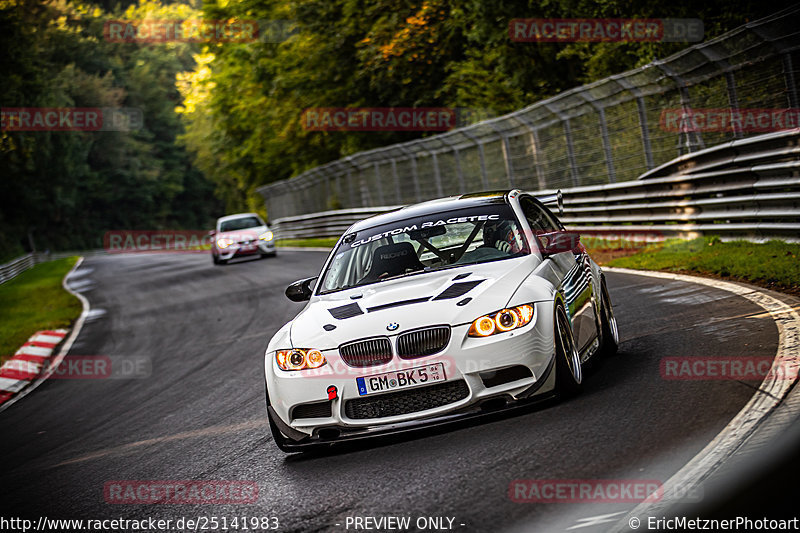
[217,226,267,240]
[290,256,544,349]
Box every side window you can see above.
[520,197,560,234]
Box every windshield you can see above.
[219,216,263,232]
[318,204,528,294]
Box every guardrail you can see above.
[0,253,37,284]
[271,129,800,243]
[0,250,106,285]
[258,7,800,221]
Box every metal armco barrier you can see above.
[270,129,800,243]
[0,253,37,284]
[0,250,106,285]
[258,7,800,221]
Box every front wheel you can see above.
[598,278,619,357]
[554,304,583,398]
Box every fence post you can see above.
[514,114,547,190]
[563,119,579,187]
[391,158,402,203]
[783,53,799,108]
[324,172,330,210]
[453,148,466,192]
[576,91,616,183]
[462,130,489,188]
[544,103,579,187]
[346,169,356,207]
[612,75,655,171]
[653,59,703,155]
[397,146,422,202]
[725,71,742,139]
[373,162,385,205]
[431,152,444,196]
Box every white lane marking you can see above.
[0,377,29,393]
[604,267,800,528]
[567,511,627,530]
[0,257,90,413]
[31,334,65,344]
[1,359,42,375]
[14,345,52,357]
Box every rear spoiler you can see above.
[535,190,563,216]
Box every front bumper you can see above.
[216,240,275,260]
[265,302,557,447]
[267,358,555,451]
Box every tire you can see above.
[212,254,219,265]
[598,278,619,357]
[554,304,583,398]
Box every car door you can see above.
[519,196,597,355]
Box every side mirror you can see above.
[286,277,317,302]
[537,231,582,255]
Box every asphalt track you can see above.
[0,251,779,532]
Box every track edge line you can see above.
[603,267,800,531]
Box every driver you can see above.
[482,219,523,254]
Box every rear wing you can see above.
[535,190,563,216]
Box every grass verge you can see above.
[605,237,800,296]
[0,257,81,364]
[276,237,338,248]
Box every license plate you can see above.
[356,363,446,396]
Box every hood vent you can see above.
[328,302,364,320]
[367,296,431,312]
[432,279,484,301]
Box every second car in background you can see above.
[211,213,276,265]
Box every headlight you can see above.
[217,237,234,249]
[276,348,327,371]
[259,231,274,241]
[468,304,535,337]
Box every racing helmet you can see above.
[483,219,522,254]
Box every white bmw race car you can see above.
[264,190,618,452]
